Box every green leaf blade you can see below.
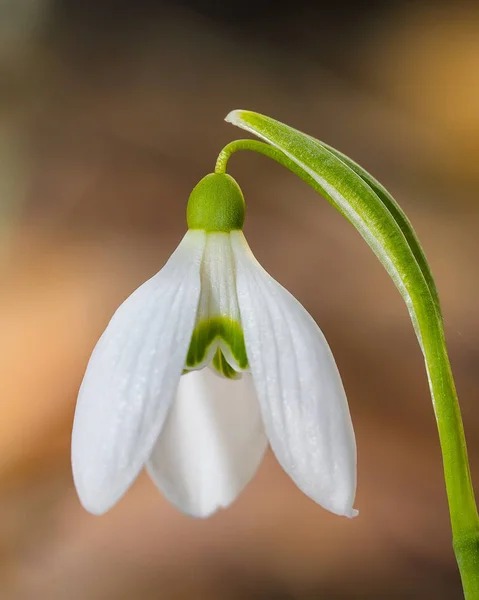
[225,109,439,345]
[224,111,479,589]
[322,141,441,313]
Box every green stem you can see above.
[217,139,479,598]
[216,139,317,183]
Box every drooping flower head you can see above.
[72,172,357,518]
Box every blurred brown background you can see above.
[1,0,479,598]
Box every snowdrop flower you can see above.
[72,173,357,518]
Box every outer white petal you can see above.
[72,230,205,515]
[147,368,268,518]
[231,231,357,517]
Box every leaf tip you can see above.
[224,109,245,125]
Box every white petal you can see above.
[147,368,268,518]
[185,232,248,376]
[231,231,357,517]
[72,230,206,515]
[196,232,241,324]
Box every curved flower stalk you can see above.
[222,110,479,599]
[72,172,357,519]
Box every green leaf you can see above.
[320,141,441,313]
[224,109,479,596]
[225,109,440,347]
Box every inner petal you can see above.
[212,348,241,380]
[184,233,248,378]
[146,368,268,517]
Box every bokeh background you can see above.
[1,0,479,598]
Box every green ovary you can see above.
[185,317,249,379]
[186,173,245,233]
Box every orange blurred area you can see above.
[1,1,479,598]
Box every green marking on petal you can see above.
[185,317,249,371]
[212,348,241,379]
